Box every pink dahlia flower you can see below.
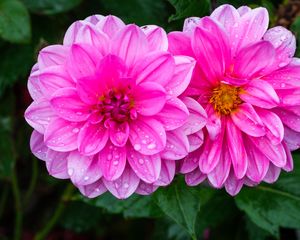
[25,15,200,199]
[169,4,299,195]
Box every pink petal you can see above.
[109,122,129,147]
[256,108,284,144]
[141,25,168,51]
[64,20,86,45]
[67,151,102,185]
[263,163,281,183]
[25,98,56,134]
[46,149,69,179]
[84,15,104,25]
[231,103,265,137]
[161,129,189,160]
[131,51,175,86]
[165,55,195,97]
[276,88,300,106]
[273,108,300,132]
[224,170,243,196]
[155,97,189,131]
[249,136,287,168]
[135,182,158,195]
[154,160,175,186]
[103,165,140,199]
[183,17,201,33]
[233,41,275,78]
[237,6,251,16]
[30,130,48,161]
[226,118,247,179]
[127,147,161,183]
[133,82,166,116]
[129,117,166,155]
[207,146,231,188]
[78,122,109,156]
[283,142,293,172]
[210,4,239,33]
[98,141,126,181]
[187,130,204,152]
[263,26,296,68]
[180,97,207,135]
[205,104,222,140]
[50,88,90,122]
[240,79,280,109]
[167,31,193,56]
[185,168,206,186]
[38,45,69,69]
[44,118,82,152]
[283,126,300,151]
[28,64,43,100]
[96,15,125,38]
[39,65,74,96]
[78,179,107,198]
[179,149,201,174]
[111,24,148,68]
[191,17,231,84]
[231,7,269,54]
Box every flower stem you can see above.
[11,170,22,240]
[24,157,38,205]
[34,184,74,240]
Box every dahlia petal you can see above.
[233,41,275,78]
[231,103,265,137]
[210,4,239,33]
[28,64,43,100]
[39,65,74,96]
[99,142,126,181]
[231,7,269,54]
[283,143,293,172]
[237,6,251,16]
[273,108,300,132]
[129,118,166,155]
[226,118,247,179]
[156,97,189,131]
[133,82,167,116]
[180,97,207,135]
[256,108,284,144]
[78,179,107,198]
[188,130,204,152]
[67,151,102,185]
[64,21,85,45]
[276,88,300,106]
[78,122,109,156]
[205,104,222,140]
[128,147,161,183]
[25,98,55,134]
[46,149,69,179]
[44,118,82,152]
[207,147,231,188]
[179,149,201,174]
[249,136,286,168]
[84,14,104,25]
[131,51,175,86]
[185,168,206,186]
[283,126,300,151]
[154,160,175,186]
[50,88,91,122]
[263,26,296,68]
[240,79,280,109]
[111,24,148,68]
[263,164,281,183]
[192,17,231,84]
[160,129,189,160]
[135,182,158,195]
[183,17,201,33]
[103,165,140,199]
[141,25,168,51]
[109,122,129,147]
[224,170,243,196]
[30,131,48,161]
[38,45,69,69]
[167,32,193,56]
[165,55,196,97]
[96,15,125,38]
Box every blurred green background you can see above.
[0,0,300,239]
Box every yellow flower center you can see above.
[209,83,243,115]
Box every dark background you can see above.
[0,0,300,239]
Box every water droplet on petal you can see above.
[123,182,129,188]
[147,143,156,150]
[134,144,141,151]
[68,168,74,176]
[72,128,79,133]
[138,159,144,164]
[113,160,119,165]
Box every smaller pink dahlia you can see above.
[25,15,201,199]
[169,4,299,195]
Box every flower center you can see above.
[98,89,136,123]
[209,83,243,115]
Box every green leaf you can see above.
[0,0,31,43]
[235,154,300,237]
[168,0,211,22]
[22,0,82,15]
[291,16,300,57]
[246,217,272,240]
[153,177,214,238]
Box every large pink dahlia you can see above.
[25,15,199,199]
[168,4,300,195]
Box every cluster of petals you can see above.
[25,15,205,199]
[169,4,300,195]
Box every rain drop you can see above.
[134,144,141,151]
